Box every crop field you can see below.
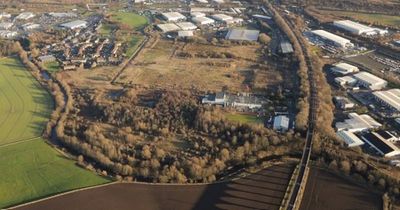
[16,164,295,210]
[300,168,382,210]
[320,10,400,27]
[0,57,109,209]
[115,40,278,93]
[0,57,52,145]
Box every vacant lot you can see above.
[111,12,148,30]
[300,168,382,210]
[0,57,52,145]
[116,40,279,93]
[320,10,400,27]
[16,164,294,210]
[0,57,109,208]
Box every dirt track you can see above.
[15,164,294,210]
[300,168,382,210]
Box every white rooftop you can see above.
[176,22,197,30]
[337,130,364,147]
[353,71,387,86]
[211,14,233,22]
[178,30,194,37]
[336,112,382,132]
[273,115,289,131]
[192,16,215,25]
[156,23,181,32]
[311,30,352,47]
[191,12,206,17]
[161,12,186,21]
[60,20,87,29]
[226,29,260,41]
[373,89,400,111]
[334,20,373,32]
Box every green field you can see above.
[0,57,110,208]
[43,61,60,73]
[0,57,52,145]
[323,10,400,27]
[111,11,148,30]
[225,113,264,125]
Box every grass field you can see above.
[111,12,148,30]
[43,61,60,73]
[0,57,110,208]
[0,57,52,145]
[226,113,264,125]
[321,10,400,27]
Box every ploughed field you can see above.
[0,57,109,208]
[300,168,382,210]
[16,164,294,210]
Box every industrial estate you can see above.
[1,0,400,210]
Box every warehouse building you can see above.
[178,30,194,37]
[0,30,17,38]
[48,12,77,18]
[336,130,364,147]
[336,112,382,132]
[333,20,388,36]
[273,115,289,132]
[211,14,233,22]
[361,132,400,157]
[157,23,181,32]
[353,71,387,90]
[331,62,359,75]
[375,130,399,143]
[373,89,400,112]
[176,22,197,30]
[15,12,35,20]
[190,7,215,13]
[22,23,40,31]
[0,13,11,20]
[191,12,206,18]
[311,30,354,48]
[161,12,186,22]
[225,29,260,41]
[60,20,87,30]
[192,16,215,25]
[333,96,355,110]
[334,76,357,87]
[0,22,13,30]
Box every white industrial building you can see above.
[202,92,226,105]
[353,71,387,90]
[0,30,17,38]
[178,30,194,37]
[211,14,233,22]
[22,23,40,31]
[15,12,35,20]
[161,12,186,22]
[336,112,382,132]
[333,96,355,110]
[273,115,289,132]
[191,12,206,18]
[225,18,243,25]
[226,29,260,41]
[48,12,77,18]
[156,23,181,32]
[334,76,357,87]
[373,89,400,112]
[0,22,13,30]
[334,20,388,36]
[192,16,215,25]
[362,132,400,158]
[0,13,11,20]
[176,22,197,30]
[190,7,215,13]
[60,20,87,30]
[336,130,364,147]
[331,62,359,75]
[311,30,354,48]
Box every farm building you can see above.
[178,30,194,37]
[156,23,180,32]
[211,14,233,22]
[334,76,357,87]
[373,89,400,112]
[336,112,382,132]
[333,20,388,36]
[60,20,87,30]
[161,12,186,22]
[191,12,206,18]
[225,29,260,41]
[336,130,364,147]
[38,55,56,63]
[331,62,359,75]
[361,132,400,157]
[202,92,226,106]
[311,30,353,48]
[353,72,387,90]
[273,115,289,132]
[176,22,197,30]
[0,22,13,30]
[15,12,35,20]
[192,16,215,25]
[333,96,355,110]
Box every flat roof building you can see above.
[333,96,355,110]
[279,41,294,54]
[192,16,215,25]
[15,12,35,20]
[0,30,17,38]
[178,30,194,37]
[225,29,260,41]
[334,20,388,36]
[211,14,233,22]
[60,20,87,30]
[22,23,40,31]
[373,89,400,112]
[331,62,359,75]
[311,30,353,48]
[161,12,186,22]
[353,71,387,90]
[48,12,77,18]
[176,22,197,30]
[334,76,357,87]
[190,7,215,13]
[191,12,206,18]
[0,22,13,30]
[336,112,382,132]
[156,23,181,32]
[337,130,364,147]
[273,115,289,132]
[361,132,400,157]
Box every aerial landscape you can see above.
[0,0,400,209]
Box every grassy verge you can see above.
[44,61,60,73]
